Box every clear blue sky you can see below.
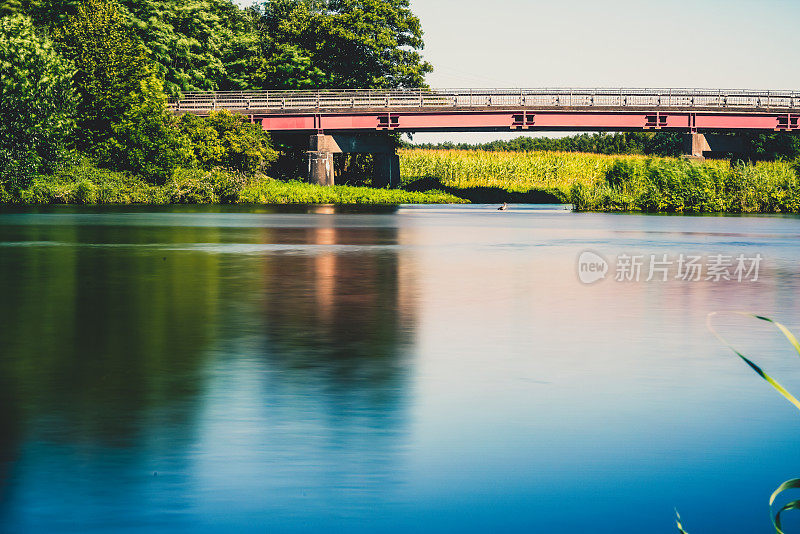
[408,0,798,142]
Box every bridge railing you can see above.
[170,88,800,113]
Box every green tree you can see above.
[0,15,75,189]
[123,0,241,94]
[55,0,183,181]
[27,0,247,94]
[250,0,432,89]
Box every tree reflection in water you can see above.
[0,208,416,531]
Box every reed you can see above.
[708,312,800,534]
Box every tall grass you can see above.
[399,148,800,213]
[708,312,800,533]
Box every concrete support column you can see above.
[683,133,710,160]
[306,133,400,188]
[307,134,335,186]
[373,153,400,189]
[308,150,334,186]
[682,133,744,160]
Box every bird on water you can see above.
[498,203,508,211]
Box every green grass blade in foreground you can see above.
[675,508,690,534]
[770,479,800,534]
[706,312,800,411]
[707,312,800,533]
[753,315,800,357]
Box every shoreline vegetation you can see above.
[2,149,798,213]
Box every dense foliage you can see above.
[0,15,76,190]
[3,161,463,205]
[247,0,431,90]
[178,111,278,175]
[15,0,432,94]
[571,158,800,213]
[54,0,183,180]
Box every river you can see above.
[1,205,799,533]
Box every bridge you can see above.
[170,88,800,186]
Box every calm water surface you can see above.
[1,205,800,533]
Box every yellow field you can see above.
[399,148,653,193]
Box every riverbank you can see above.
[400,148,800,213]
[3,150,798,212]
[1,161,465,206]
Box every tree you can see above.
[122,0,241,94]
[55,0,183,181]
[0,15,76,189]
[250,0,432,89]
[26,0,247,94]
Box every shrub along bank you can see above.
[0,161,465,205]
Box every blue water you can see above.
[1,205,799,533]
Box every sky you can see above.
[407,0,799,143]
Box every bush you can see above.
[166,169,217,204]
[4,159,170,204]
[604,158,646,189]
[178,110,278,175]
[165,167,253,204]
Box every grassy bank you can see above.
[239,178,464,204]
[1,161,465,206]
[400,148,800,213]
[4,150,799,212]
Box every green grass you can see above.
[239,178,465,204]
[399,148,800,213]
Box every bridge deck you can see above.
[171,88,800,112]
[169,88,800,132]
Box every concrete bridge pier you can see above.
[307,150,334,186]
[683,133,745,160]
[307,134,399,187]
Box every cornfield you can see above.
[399,148,649,193]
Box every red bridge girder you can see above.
[259,110,800,133]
